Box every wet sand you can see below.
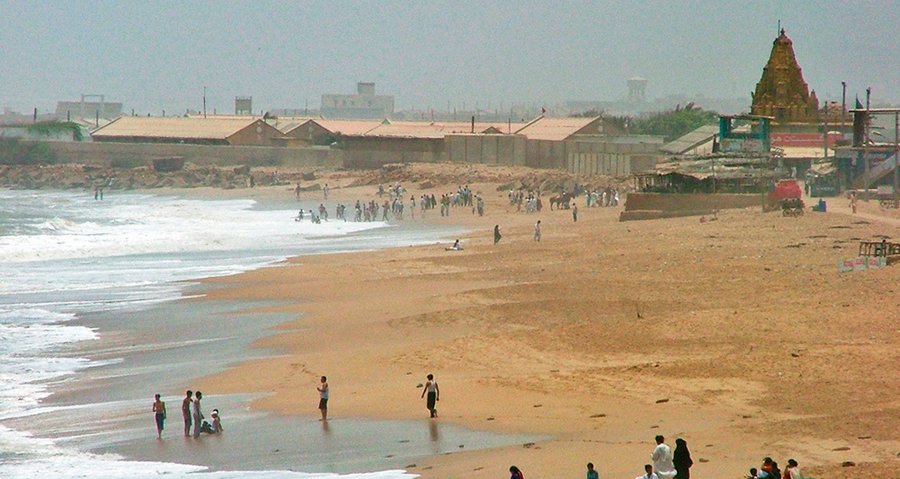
[184,169,899,479]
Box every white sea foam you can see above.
[0,190,426,478]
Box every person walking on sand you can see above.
[586,462,599,479]
[493,225,502,244]
[572,203,578,222]
[509,465,524,479]
[323,183,329,200]
[651,435,676,479]
[673,438,693,479]
[533,220,541,242]
[421,373,439,418]
[192,391,204,439]
[152,393,166,440]
[317,376,329,421]
[181,390,193,437]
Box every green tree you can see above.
[630,105,718,141]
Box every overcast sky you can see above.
[1,0,897,114]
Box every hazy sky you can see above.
[2,0,897,114]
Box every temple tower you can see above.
[750,29,819,123]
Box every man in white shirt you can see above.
[635,464,660,479]
[651,435,676,479]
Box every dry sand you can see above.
[193,166,899,479]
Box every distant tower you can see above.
[357,82,376,96]
[235,96,253,115]
[627,77,647,103]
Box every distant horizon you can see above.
[2,0,897,115]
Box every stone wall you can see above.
[32,140,339,169]
[620,192,764,221]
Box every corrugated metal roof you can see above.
[312,119,383,136]
[653,155,776,180]
[514,116,600,141]
[91,116,267,140]
[660,124,719,154]
[779,146,831,159]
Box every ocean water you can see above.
[0,189,464,479]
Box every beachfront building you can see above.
[90,116,283,146]
[321,82,395,120]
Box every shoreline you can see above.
[190,177,900,479]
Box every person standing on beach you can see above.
[509,465,524,479]
[317,376,329,421]
[586,462,599,479]
[673,438,693,479]
[152,393,166,440]
[533,220,541,242]
[572,203,578,222]
[192,391,204,439]
[181,390,193,437]
[421,373,439,418]
[651,435,676,479]
[494,225,502,244]
[323,183,329,200]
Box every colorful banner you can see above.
[838,256,888,273]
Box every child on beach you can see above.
[152,393,166,439]
[200,409,223,434]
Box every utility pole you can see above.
[841,81,847,135]
[863,87,871,199]
[203,86,207,118]
[894,111,899,208]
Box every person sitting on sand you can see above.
[783,459,801,479]
[757,457,777,479]
[446,239,463,251]
[211,409,223,432]
[636,464,660,479]
[200,408,223,434]
[747,468,758,479]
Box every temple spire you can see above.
[750,29,819,123]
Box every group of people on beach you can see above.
[584,187,620,207]
[150,390,222,440]
[748,456,808,479]
[508,189,543,213]
[508,435,693,479]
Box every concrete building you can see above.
[321,82,394,119]
[55,95,122,120]
[91,116,282,146]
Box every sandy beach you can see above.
[191,166,898,479]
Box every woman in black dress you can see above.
[673,437,693,479]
